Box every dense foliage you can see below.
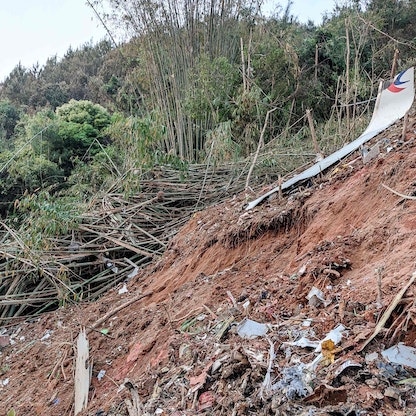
[0,0,415,223]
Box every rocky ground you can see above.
[2,111,416,415]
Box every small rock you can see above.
[384,386,400,400]
[97,369,106,381]
[198,391,216,411]
[0,336,10,348]
[365,352,378,363]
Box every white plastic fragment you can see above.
[127,267,139,279]
[40,331,52,341]
[333,360,362,378]
[315,324,346,352]
[305,324,346,372]
[236,318,268,339]
[103,257,118,273]
[196,314,207,321]
[298,264,307,276]
[124,257,139,279]
[382,343,416,369]
[308,353,324,372]
[259,337,275,399]
[289,324,345,354]
[306,286,330,307]
[362,142,380,164]
[365,352,379,363]
[2,378,9,386]
[211,356,228,373]
[97,369,106,381]
[286,337,319,349]
[302,319,312,327]
[118,284,128,295]
[243,348,264,363]
[74,328,90,415]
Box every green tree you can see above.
[0,100,112,206]
[185,55,239,122]
[0,100,20,142]
[1,110,63,199]
[53,99,112,174]
[0,64,36,107]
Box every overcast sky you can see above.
[265,0,333,21]
[0,0,335,82]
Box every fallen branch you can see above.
[78,225,156,258]
[124,379,144,416]
[358,15,416,50]
[382,183,416,200]
[245,107,278,191]
[88,291,153,331]
[359,271,416,351]
[0,158,281,321]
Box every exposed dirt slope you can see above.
[1,114,416,415]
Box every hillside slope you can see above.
[1,112,416,415]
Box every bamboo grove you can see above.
[0,0,415,319]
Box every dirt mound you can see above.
[2,118,416,415]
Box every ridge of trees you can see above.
[0,0,415,223]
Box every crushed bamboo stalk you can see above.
[0,297,58,306]
[382,183,416,200]
[0,158,280,321]
[88,291,153,331]
[78,225,157,258]
[359,271,416,351]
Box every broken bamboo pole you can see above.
[74,328,90,415]
[306,109,323,160]
[88,291,153,331]
[401,111,409,141]
[359,271,416,351]
[245,107,278,191]
[390,48,399,80]
[382,183,416,200]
